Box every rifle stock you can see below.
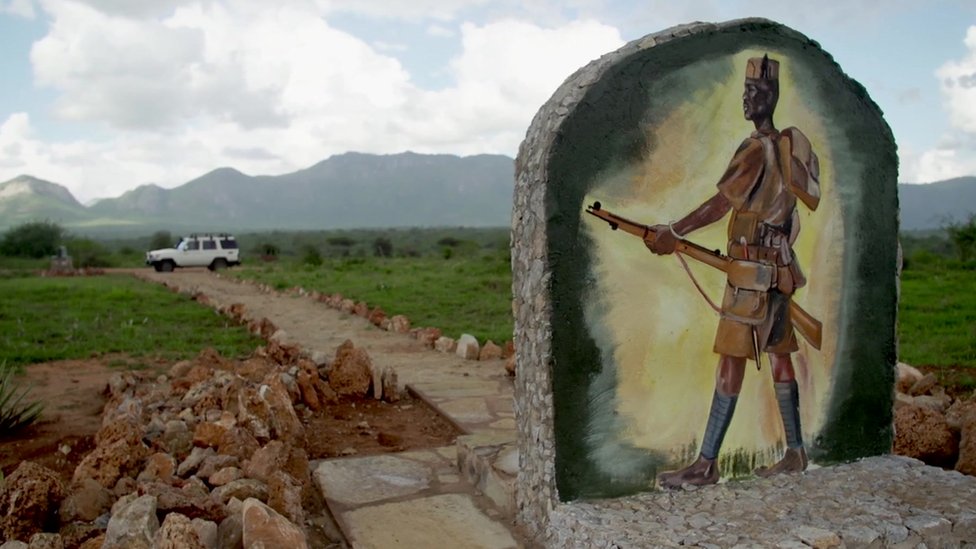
[584,201,822,350]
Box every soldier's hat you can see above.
[745,54,779,81]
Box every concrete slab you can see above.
[314,455,432,506]
[341,493,520,549]
[434,398,494,425]
[412,380,502,399]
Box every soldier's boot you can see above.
[756,446,807,477]
[756,380,808,477]
[658,391,737,489]
[658,455,719,488]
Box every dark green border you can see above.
[546,20,898,501]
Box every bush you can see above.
[0,363,44,434]
[257,243,279,261]
[149,230,173,250]
[65,237,114,268]
[373,237,393,257]
[302,245,323,267]
[947,214,976,262]
[0,221,64,258]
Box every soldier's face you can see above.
[742,80,776,121]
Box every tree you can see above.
[0,221,64,258]
[946,214,976,262]
[150,230,173,250]
[373,237,393,257]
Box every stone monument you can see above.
[512,18,914,543]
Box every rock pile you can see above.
[893,362,976,475]
[0,336,390,548]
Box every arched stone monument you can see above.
[513,18,898,534]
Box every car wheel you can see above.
[153,263,164,272]
[160,260,175,272]
[210,258,228,271]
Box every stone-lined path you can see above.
[129,268,524,548]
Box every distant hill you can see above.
[2,155,973,235]
[0,175,89,225]
[0,152,516,235]
[898,177,976,231]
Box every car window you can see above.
[220,239,238,249]
[185,240,199,250]
[202,240,217,250]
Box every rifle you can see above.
[584,201,822,350]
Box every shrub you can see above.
[0,221,64,258]
[149,230,173,250]
[0,363,44,434]
[257,243,280,261]
[302,245,323,267]
[373,237,393,257]
[65,237,114,268]
[946,214,976,262]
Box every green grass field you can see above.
[898,266,976,371]
[0,274,262,369]
[234,253,514,345]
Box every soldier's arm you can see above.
[646,192,732,255]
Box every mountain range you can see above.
[0,152,516,236]
[1,152,974,235]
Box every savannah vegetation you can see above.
[0,219,974,391]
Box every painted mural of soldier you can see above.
[646,55,822,488]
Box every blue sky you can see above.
[0,0,974,202]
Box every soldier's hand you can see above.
[645,224,677,255]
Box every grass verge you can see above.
[0,274,263,369]
[899,266,976,390]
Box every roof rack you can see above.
[187,233,234,239]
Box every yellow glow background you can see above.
[581,50,845,470]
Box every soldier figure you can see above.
[647,55,821,488]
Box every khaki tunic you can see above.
[712,127,820,359]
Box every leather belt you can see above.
[728,242,782,265]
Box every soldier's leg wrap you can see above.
[774,380,802,449]
[700,391,738,460]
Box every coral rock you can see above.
[0,462,66,542]
[893,404,958,467]
[329,340,373,397]
[241,498,308,549]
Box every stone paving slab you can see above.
[314,449,525,548]
[546,456,976,548]
[342,493,520,549]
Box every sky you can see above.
[0,0,975,204]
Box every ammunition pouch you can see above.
[725,258,776,292]
[721,285,768,325]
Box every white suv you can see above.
[146,234,241,272]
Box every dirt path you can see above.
[127,268,510,391]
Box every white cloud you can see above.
[938,26,976,133]
[6,2,626,202]
[315,0,486,21]
[1,0,36,17]
[426,23,455,37]
[903,25,976,183]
